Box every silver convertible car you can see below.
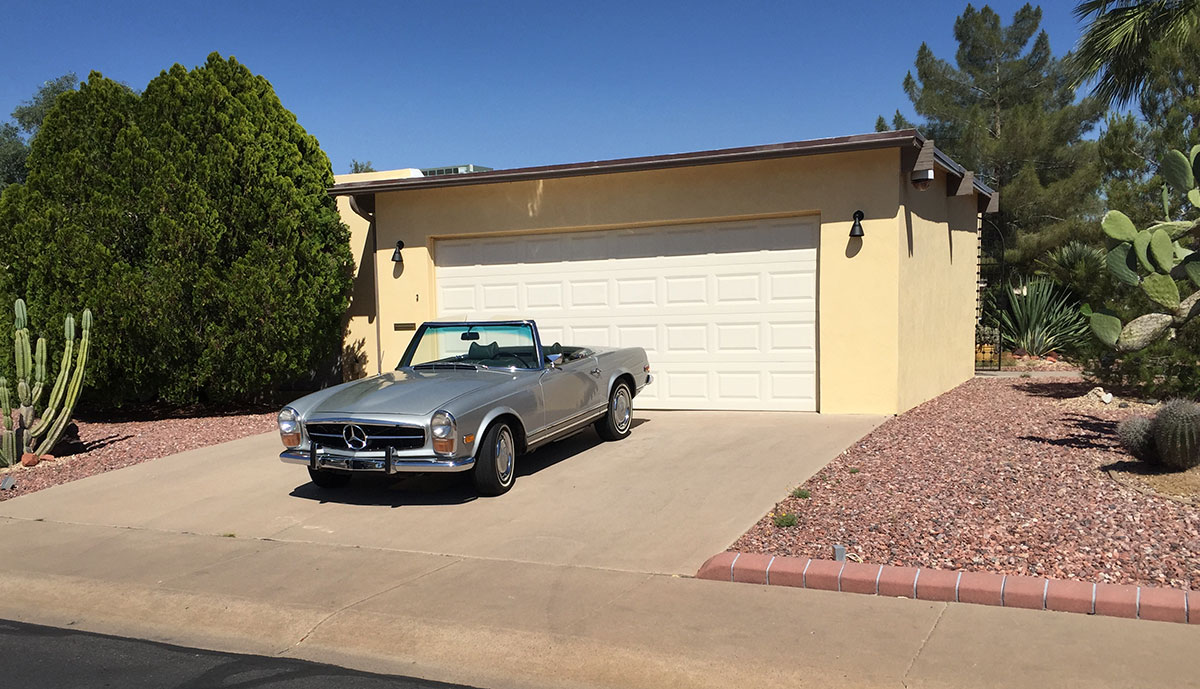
[278,320,652,495]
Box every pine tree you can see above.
[882,4,1106,268]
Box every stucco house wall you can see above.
[336,136,987,415]
[895,169,981,413]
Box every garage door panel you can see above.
[436,217,818,411]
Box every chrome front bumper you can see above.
[280,449,474,473]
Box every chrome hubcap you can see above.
[495,427,514,484]
[613,387,631,432]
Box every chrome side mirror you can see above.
[546,353,563,368]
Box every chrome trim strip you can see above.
[527,404,607,445]
[304,418,425,428]
[281,450,473,473]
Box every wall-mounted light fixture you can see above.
[391,240,405,263]
[849,210,865,238]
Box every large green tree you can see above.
[0,74,78,192]
[878,4,1106,268]
[0,54,352,406]
[1098,29,1200,227]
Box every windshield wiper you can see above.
[412,362,479,370]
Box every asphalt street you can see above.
[0,619,478,689]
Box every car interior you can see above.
[461,342,591,369]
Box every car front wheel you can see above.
[473,422,516,496]
[308,468,352,489]
[595,382,633,441]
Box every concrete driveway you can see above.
[0,410,882,575]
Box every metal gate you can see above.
[975,234,1004,371]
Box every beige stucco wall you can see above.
[341,150,980,414]
[895,170,981,413]
[334,169,423,380]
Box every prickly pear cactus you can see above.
[1090,146,1200,352]
[0,300,93,467]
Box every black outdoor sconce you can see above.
[849,210,865,238]
[391,240,405,263]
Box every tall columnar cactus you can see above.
[0,300,94,468]
[1089,146,1200,352]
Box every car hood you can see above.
[310,369,507,416]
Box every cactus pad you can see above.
[1141,273,1180,309]
[1133,230,1154,272]
[1161,149,1195,193]
[1150,229,1176,272]
[1089,311,1123,347]
[1101,210,1138,242]
[1106,244,1141,286]
[1116,313,1174,351]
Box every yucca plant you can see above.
[992,278,1091,357]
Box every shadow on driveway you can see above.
[287,418,650,507]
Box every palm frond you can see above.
[1071,0,1200,106]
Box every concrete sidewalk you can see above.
[1,517,1197,689]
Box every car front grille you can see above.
[305,422,425,452]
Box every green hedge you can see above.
[0,54,352,407]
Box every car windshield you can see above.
[400,323,540,370]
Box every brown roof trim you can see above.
[330,129,996,198]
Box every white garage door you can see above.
[434,216,818,411]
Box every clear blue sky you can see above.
[2,1,1089,174]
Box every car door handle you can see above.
[590,368,602,377]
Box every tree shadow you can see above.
[1009,380,1096,400]
[288,417,650,507]
[52,433,134,457]
[1019,413,1119,451]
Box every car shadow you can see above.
[287,416,650,507]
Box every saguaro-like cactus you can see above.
[0,300,94,467]
[1089,146,1200,352]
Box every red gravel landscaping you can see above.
[732,377,1200,590]
[0,411,276,502]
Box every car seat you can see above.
[468,341,499,361]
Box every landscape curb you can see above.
[698,552,1197,625]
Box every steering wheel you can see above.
[490,352,529,368]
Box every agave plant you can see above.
[993,278,1091,357]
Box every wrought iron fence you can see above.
[975,250,1005,371]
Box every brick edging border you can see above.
[697,552,1196,625]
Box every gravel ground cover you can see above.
[0,411,276,502]
[732,377,1200,589]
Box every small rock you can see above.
[1119,402,1130,408]
[20,452,39,467]
[40,454,55,462]
[1101,392,1113,404]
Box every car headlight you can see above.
[278,407,302,448]
[431,410,456,455]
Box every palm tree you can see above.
[1072,1,1200,106]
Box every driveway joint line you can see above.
[900,602,947,687]
[277,556,466,656]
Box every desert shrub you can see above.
[1151,400,1200,471]
[1084,315,1200,399]
[772,512,798,527]
[1116,415,1158,464]
[1035,240,1106,301]
[0,55,351,406]
[991,278,1091,356]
